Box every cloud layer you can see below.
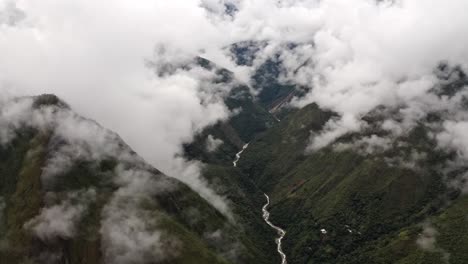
[1,0,468,224]
[25,189,96,240]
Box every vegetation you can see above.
[234,100,466,264]
[4,59,468,264]
[0,96,272,264]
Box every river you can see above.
[233,143,249,167]
[232,143,287,264]
[262,193,287,264]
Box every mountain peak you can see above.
[32,94,70,110]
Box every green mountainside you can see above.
[230,41,301,111]
[0,95,272,264]
[182,59,468,264]
[235,103,452,263]
[183,57,278,166]
[3,58,468,264]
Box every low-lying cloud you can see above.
[0,97,229,262]
[25,189,96,240]
[206,134,224,152]
[100,166,180,264]
[0,0,468,232]
[417,222,451,263]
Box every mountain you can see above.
[183,61,468,264]
[3,60,468,264]
[234,79,468,263]
[229,41,305,113]
[183,57,278,166]
[0,94,273,264]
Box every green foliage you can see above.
[202,165,280,264]
[251,58,296,109]
[184,86,276,166]
[235,101,465,264]
[0,117,272,263]
[3,133,46,258]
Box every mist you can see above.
[1,0,468,222]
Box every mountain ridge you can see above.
[0,94,273,264]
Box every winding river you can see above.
[233,143,249,167]
[262,194,287,264]
[232,143,287,263]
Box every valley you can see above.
[1,64,468,264]
[262,194,287,264]
[1,2,468,264]
[232,141,288,264]
[180,57,468,264]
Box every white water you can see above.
[262,194,287,264]
[231,143,287,263]
[232,143,249,167]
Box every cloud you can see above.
[0,96,34,144]
[0,0,468,223]
[416,222,451,263]
[308,114,364,151]
[0,96,234,262]
[0,0,236,218]
[25,189,96,240]
[1,1,468,263]
[435,121,468,193]
[206,134,223,152]
[417,223,438,251]
[100,165,180,264]
[168,158,233,220]
[0,1,25,26]
[437,121,468,161]
[275,0,468,149]
[0,97,140,184]
[100,204,180,264]
[334,134,392,155]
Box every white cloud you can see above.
[437,121,468,161]
[0,1,234,212]
[25,189,96,240]
[308,113,364,151]
[100,166,180,264]
[334,134,392,155]
[206,134,223,152]
[100,204,179,264]
[0,0,468,222]
[417,223,438,251]
[416,222,450,263]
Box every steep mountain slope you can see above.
[201,165,280,263]
[183,85,277,166]
[183,57,277,166]
[229,41,300,112]
[181,56,286,263]
[236,98,468,263]
[178,56,468,264]
[0,95,271,264]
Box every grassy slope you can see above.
[0,130,234,264]
[184,56,278,167]
[184,104,333,264]
[237,102,465,264]
[182,75,283,263]
[202,165,280,264]
[251,58,297,110]
[0,96,270,264]
[184,85,277,167]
